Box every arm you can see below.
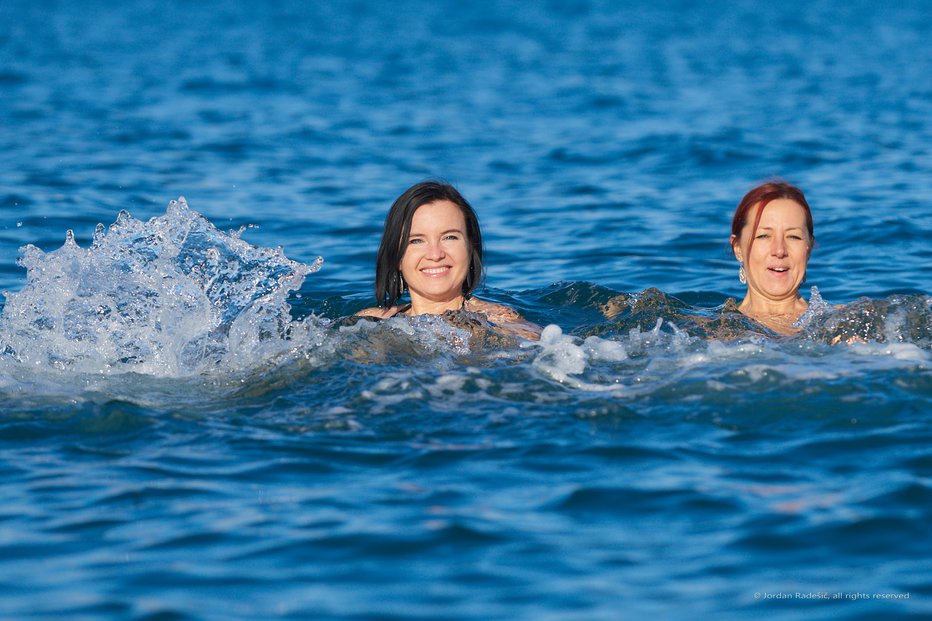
[466,299,542,341]
[355,306,404,319]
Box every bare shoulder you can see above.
[465,298,542,341]
[466,298,519,319]
[355,306,402,319]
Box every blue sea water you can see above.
[1,1,931,619]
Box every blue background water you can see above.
[1,1,931,619]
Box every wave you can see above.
[0,201,928,405]
[544,282,930,347]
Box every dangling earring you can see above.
[738,264,747,284]
[398,273,405,293]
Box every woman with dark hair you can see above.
[730,180,815,334]
[356,181,541,340]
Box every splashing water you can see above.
[802,290,932,347]
[0,201,929,392]
[792,286,831,329]
[0,198,322,377]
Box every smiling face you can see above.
[399,200,471,311]
[731,198,812,306]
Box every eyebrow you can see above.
[757,226,804,231]
[409,229,465,236]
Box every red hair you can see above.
[731,181,814,258]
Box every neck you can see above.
[738,292,808,334]
[408,294,465,316]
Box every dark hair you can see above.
[375,181,484,308]
[731,180,814,259]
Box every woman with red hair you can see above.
[730,181,815,334]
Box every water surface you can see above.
[1,1,930,619]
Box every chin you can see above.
[415,286,460,299]
[764,288,801,299]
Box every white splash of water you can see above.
[0,197,322,377]
[793,286,830,329]
[527,324,629,390]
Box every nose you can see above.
[425,240,445,260]
[771,236,787,258]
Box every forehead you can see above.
[410,200,466,230]
[755,199,808,226]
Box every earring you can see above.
[398,274,405,293]
[738,264,747,284]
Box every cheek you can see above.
[446,241,469,263]
[753,239,776,256]
[458,244,471,263]
[399,250,415,273]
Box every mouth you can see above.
[420,266,451,277]
[768,267,789,274]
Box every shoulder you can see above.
[464,298,519,320]
[355,305,404,319]
[465,298,542,341]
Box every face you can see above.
[399,200,471,305]
[731,198,812,303]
